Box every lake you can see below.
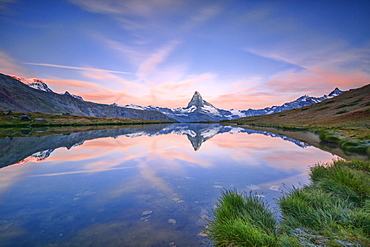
[0,123,339,246]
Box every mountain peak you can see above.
[64,91,84,101]
[8,75,54,93]
[328,87,345,97]
[187,91,204,107]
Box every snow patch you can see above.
[177,129,197,137]
[230,109,246,118]
[125,132,146,138]
[200,126,221,138]
[201,105,221,116]
[176,105,197,113]
[124,104,145,110]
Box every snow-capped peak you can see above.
[9,75,54,93]
[187,91,205,108]
[328,87,345,98]
[64,91,84,101]
[124,104,146,110]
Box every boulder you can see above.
[3,110,12,115]
[20,115,31,121]
[34,118,47,122]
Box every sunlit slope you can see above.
[223,84,370,128]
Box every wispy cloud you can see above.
[24,62,131,74]
[183,5,222,31]
[81,70,145,90]
[43,78,137,105]
[264,67,370,97]
[31,167,133,177]
[0,50,32,77]
[43,78,110,93]
[69,0,182,17]
[136,40,181,80]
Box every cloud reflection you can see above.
[0,123,342,246]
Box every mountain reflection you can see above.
[0,123,309,168]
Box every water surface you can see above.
[0,123,338,246]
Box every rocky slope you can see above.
[0,74,176,122]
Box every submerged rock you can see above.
[141,210,153,221]
[168,219,176,224]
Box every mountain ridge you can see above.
[123,88,345,122]
[224,83,370,127]
[0,74,176,122]
[2,74,346,122]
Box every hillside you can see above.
[222,83,370,156]
[0,73,176,122]
[223,83,370,127]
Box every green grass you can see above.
[205,189,279,246]
[0,110,175,128]
[335,110,348,114]
[205,160,370,246]
[317,106,330,111]
[335,99,362,110]
[336,104,348,109]
[319,130,341,144]
[324,100,335,105]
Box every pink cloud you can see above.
[265,68,370,96]
[0,50,32,77]
[43,78,137,104]
[212,91,276,110]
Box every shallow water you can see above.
[0,123,338,246]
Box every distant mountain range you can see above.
[1,74,345,122]
[122,89,345,122]
[0,74,176,122]
[226,83,370,128]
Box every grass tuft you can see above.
[336,104,348,109]
[205,189,279,246]
[319,130,341,143]
[205,160,370,246]
[324,99,335,104]
[317,106,330,111]
[335,110,348,114]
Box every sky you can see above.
[0,0,369,110]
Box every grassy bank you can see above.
[0,110,175,128]
[221,84,370,156]
[205,159,370,246]
[231,123,370,157]
[0,111,175,138]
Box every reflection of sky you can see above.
[0,131,336,246]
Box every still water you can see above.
[0,123,338,246]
